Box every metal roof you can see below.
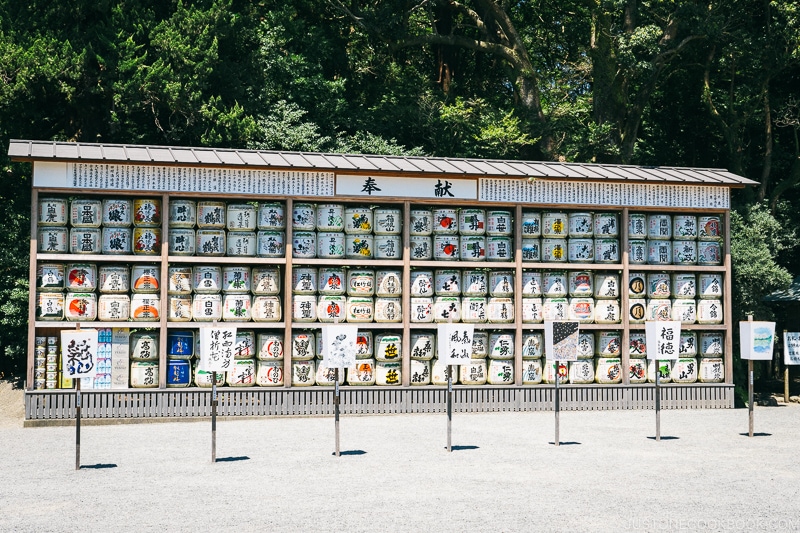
[7,139,759,187]
[763,276,800,303]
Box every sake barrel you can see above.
[647,214,672,240]
[594,358,622,384]
[434,269,461,296]
[410,331,436,361]
[541,238,567,262]
[168,199,196,228]
[542,360,568,384]
[673,215,698,240]
[38,227,68,253]
[521,359,543,384]
[672,358,698,383]
[222,266,251,293]
[37,263,65,290]
[487,359,514,385]
[197,201,226,228]
[257,230,285,257]
[522,333,544,359]
[292,267,318,295]
[316,295,346,323]
[222,293,252,321]
[646,299,672,321]
[459,236,486,261]
[66,263,97,291]
[487,298,514,323]
[593,299,620,324]
[192,265,221,294]
[521,238,541,262]
[315,363,345,386]
[347,269,375,296]
[698,215,722,240]
[472,331,489,358]
[226,231,257,257]
[167,228,194,256]
[647,360,672,383]
[70,228,102,254]
[699,332,724,356]
[166,360,191,388]
[629,360,647,384]
[291,332,316,360]
[374,207,402,235]
[432,208,458,234]
[698,358,725,383]
[679,331,697,357]
[521,211,542,237]
[374,235,402,259]
[543,271,567,297]
[522,271,543,296]
[521,298,543,323]
[256,361,284,386]
[375,297,402,322]
[576,332,595,359]
[489,271,514,297]
[375,334,402,362]
[628,298,646,324]
[167,295,192,322]
[596,331,621,357]
[568,212,593,238]
[628,272,646,298]
[292,202,316,231]
[459,359,487,385]
[542,212,568,237]
[569,297,594,323]
[672,240,697,265]
[542,298,568,321]
[356,331,373,359]
[628,332,647,359]
[489,332,514,359]
[317,268,344,296]
[133,198,161,227]
[569,360,595,384]
[226,203,257,231]
[130,361,158,388]
[594,239,620,263]
[97,294,130,321]
[486,237,512,262]
[345,234,373,258]
[194,362,225,388]
[697,299,723,324]
[344,206,372,234]
[433,234,459,261]
[568,271,593,297]
[37,292,64,320]
[594,273,619,299]
[70,198,102,227]
[647,273,671,299]
[226,359,256,387]
[38,197,68,226]
[346,297,374,322]
[628,239,648,265]
[433,296,461,322]
[459,208,486,235]
[462,270,488,297]
[347,359,376,386]
[292,295,317,322]
[672,273,697,299]
[102,227,133,255]
[410,297,434,323]
[698,273,723,299]
[316,232,345,259]
[257,202,286,230]
[410,235,433,260]
[257,332,284,360]
[410,270,434,297]
[697,241,722,265]
[594,212,618,237]
[671,298,697,324]
[486,210,513,236]
[628,213,647,238]
[409,209,433,235]
[192,294,221,322]
[195,229,225,256]
[375,361,401,386]
[292,231,316,259]
[647,241,672,265]
[130,331,159,361]
[65,293,97,321]
[316,204,345,232]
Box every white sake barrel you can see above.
[375,334,402,362]
[315,363,346,386]
[347,359,376,385]
[130,361,159,388]
[65,293,97,321]
[459,359,487,385]
[522,271,543,296]
[167,266,192,295]
[672,358,698,383]
[673,240,697,265]
[410,297,434,323]
[130,332,159,361]
[291,332,315,360]
[292,202,316,231]
[226,203,257,231]
[628,298,646,323]
[316,295,346,322]
[459,235,486,261]
[472,331,489,358]
[256,230,285,257]
[409,209,433,235]
[700,332,724,356]
[646,299,672,321]
[375,361,401,386]
[130,293,159,322]
[432,208,458,234]
[542,212,568,237]
[193,265,221,294]
[256,361,284,386]
[596,331,622,357]
[489,332,514,360]
[462,270,487,296]
[433,234,459,261]
[222,293,251,321]
[62,263,95,293]
[594,239,620,263]
[647,273,671,299]
[594,273,619,299]
[374,234,402,259]
[486,359,514,385]
[647,241,672,265]
[568,238,594,262]
[461,297,487,323]
[347,269,375,296]
[70,198,102,227]
[193,363,225,388]
[541,238,567,262]
[291,267,318,295]
[197,201,226,229]
[222,266,251,293]
[375,297,402,322]
[410,332,436,360]
[487,298,514,323]
[542,360,568,384]
[97,265,131,294]
[252,296,282,322]
[576,332,595,359]
[569,271,593,297]
[195,229,225,256]
[345,234,373,258]
[629,272,646,297]
[257,202,286,230]
[292,295,317,322]
[233,330,256,359]
[435,270,461,296]
[489,271,514,297]
[167,295,192,321]
[522,333,544,359]
[647,359,672,383]
[459,209,486,235]
[543,271,567,297]
[374,207,402,235]
[671,298,697,324]
[133,198,161,227]
[629,360,647,384]
[673,215,698,240]
[227,231,257,257]
[316,231,345,258]
[672,273,696,298]
[70,227,102,254]
[647,214,672,240]
[679,331,697,357]
[344,206,372,234]
[226,359,256,387]
[316,204,345,232]
[628,213,647,238]
[486,210,512,236]
[628,239,648,265]
[37,292,64,320]
[37,263,65,290]
[317,268,344,296]
[192,294,221,322]
[521,359,542,384]
[568,212,593,237]
[38,197,68,226]
[521,238,541,262]
[521,211,541,237]
[486,236,513,262]
[101,227,133,255]
[292,231,316,259]
[410,270,434,297]
[542,298,568,321]
[594,212,618,237]
[698,215,722,240]
[697,299,723,324]
[594,299,620,324]
[374,270,402,297]
[167,228,194,256]
[569,298,594,323]
[433,296,461,322]
[697,241,722,265]
[521,298,543,323]
[356,331,373,359]
[628,332,647,359]
[698,273,723,299]
[409,235,433,260]
[594,358,622,384]
[168,199,196,228]
[38,227,69,253]
[97,294,130,321]
[569,360,595,384]
[257,332,284,360]
[698,358,725,383]
[346,297,374,322]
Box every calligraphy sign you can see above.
[199,326,238,372]
[784,332,800,365]
[544,321,580,362]
[321,324,359,369]
[61,329,99,378]
[645,321,682,360]
[739,321,775,361]
[437,323,475,365]
[337,175,478,200]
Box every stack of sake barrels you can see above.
[129,330,159,387]
[520,270,622,325]
[408,269,514,324]
[290,203,402,260]
[521,211,620,263]
[409,207,513,261]
[628,213,723,267]
[33,336,61,390]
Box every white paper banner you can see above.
[61,329,99,378]
[645,321,682,360]
[437,323,475,365]
[321,324,359,369]
[784,332,800,365]
[740,321,776,361]
[199,327,238,372]
[544,321,580,362]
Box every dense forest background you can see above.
[1,1,799,394]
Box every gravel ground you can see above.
[1,381,799,532]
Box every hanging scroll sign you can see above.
[544,320,580,362]
[61,329,99,379]
[437,323,475,365]
[322,324,359,368]
[645,321,682,361]
[199,326,238,372]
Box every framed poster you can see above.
[740,321,776,361]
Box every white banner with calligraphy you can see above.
[437,323,475,365]
[645,321,682,360]
[321,324,359,369]
[337,175,477,200]
[199,327,238,372]
[784,332,800,365]
[544,321,580,362]
[60,329,99,379]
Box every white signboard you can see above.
[60,329,99,379]
[337,175,477,200]
[645,321,682,360]
[437,323,475,365]
[740,321,776,361]
[198,327,238,372]
[784,332,800,365]
[321,324,359,369]
[544,321,580,362]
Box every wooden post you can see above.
[334,367,341,457]
[75,322,81,471]
[748,315,754,438]
[211,371,217,462]
[447,364,453,452]
[784,330,790,404]
[655,361,661,442]
[554,361,560,447]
